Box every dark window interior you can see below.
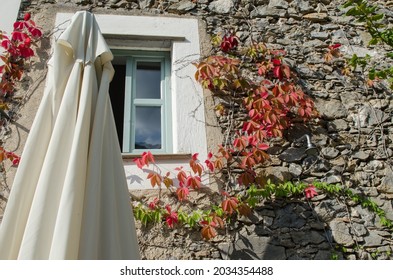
[109,64,125,149]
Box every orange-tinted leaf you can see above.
[214,158,224,170]
[0,147,5,162]
[176,186,190,201]
[147,172,162,188]
[186,175,201,189]
[237,203,252,217]
[163,176,174,188]
[221,196,238,215]
[233,136,248,151]
[281,64,291,79]
[238,170,255,186]
[241,154,257,168]
[190,159,203,176]
[201,224,217,240]
[214,104,226,116]
[252,148,269,163]
[210,214,224,229]
[176,167,187,184]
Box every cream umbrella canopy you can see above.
[0,11,140,259]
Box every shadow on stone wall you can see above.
[218,200,340,260]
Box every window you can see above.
[55,13,209,189]
[109,51,172,154]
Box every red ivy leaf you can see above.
[233,136,248,151]
[185,175,201,190]
[165,212,178,229]
[273,66,283,80]
[305,185,318,199]
[272,58,281,66]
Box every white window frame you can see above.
[112,50,172,154]
[55,13,208,189]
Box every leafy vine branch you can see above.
[334,0,393,88]
[131,32,392,241]
[0,13,43,168]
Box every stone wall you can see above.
[1,0,392,259]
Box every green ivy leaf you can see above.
[152,210,161,223]
[342,1,355,9]
[371,13,384,21]
[346,7,362,17]
[368,69,376,80]
[368,37,379,45]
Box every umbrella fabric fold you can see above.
[0,11,140,260]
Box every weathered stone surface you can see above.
[218,232,286,260]
[369,99,390,110]
[273,205,306,229]
[289,163,302,177]
[354,205,376,227]
[315,99,347,120]
[321,147,339,159]
[323,174,342,184]
[303,13,329,22]
[310,31,329,40]
[293,0,315,14]
[364,160,384,173]
[138,0,153,9]
[267,145,286,155]
[355,106,390,128]
[168,0,196,13]
[340,45,378,58]
[378,172,393,194]
[329,220,354,246]
[314,200,346,222]
[314,250,337,260]
[303,39,326,48]
[351,223,368,236]
[109,0,132,8]
[260,166,293,183]
[364,232,384,247]
[71,0,92,3]
[208,0,234,14]
[352,151,370,161]
[279,147,307,163]
[251,6,287,18]
[269,0,288,9]
[291,231,326,245]
[327,119,348,132]
[378,200,393,220]
[330,156,347,167]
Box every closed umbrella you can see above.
[0,11,140,259]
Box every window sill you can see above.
[122,153,192,160]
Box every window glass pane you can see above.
[135,106,162,149]
[136,61,161,99]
